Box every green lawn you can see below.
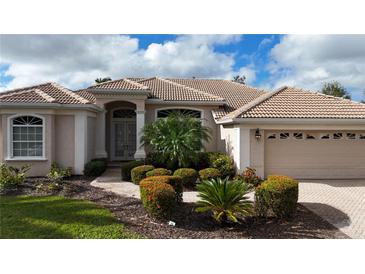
[0,196,140,239]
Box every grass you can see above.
[0,196,141,239]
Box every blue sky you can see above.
[0,34,364,101]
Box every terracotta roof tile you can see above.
[88,78,149,90]
[0,82,91,105]
[225,86,365,120]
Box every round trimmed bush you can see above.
[121,160,144,181]
[173,168,198,186]
[141,175,183,202]
[131,165,154,184]
[146,168,172,177]
[199,168,221,181]
[255,175,298,219]
[140,180,177,219]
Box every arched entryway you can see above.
[110,108,136,160]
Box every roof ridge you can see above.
[159,77,225,101]
[33,88,57,103]
[219,86,288,121]
[0,89,37,98]
[50,82,90,104]
[123,78,150,89]
[88,78,150,90]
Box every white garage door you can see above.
[265,131,365,179]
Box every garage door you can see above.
[265,131,365,179]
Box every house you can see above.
[1,77,364,179]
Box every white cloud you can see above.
[0,34,248,91]
[267,35,365,99]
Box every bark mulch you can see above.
[4,177,349,239]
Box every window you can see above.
[267,133,276,139]
[11,116,43,158]
[346,133,356,140]
[306,134,316,140]
[293,132,303,139]
[113,109,136,118]
[321,134,330,139]
[280,133,290,139]
[157,108,201,118]
[359,134,365,140]
[333,133,343,140]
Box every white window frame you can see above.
[7,114,46,160]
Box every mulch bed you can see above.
[3,177,348,239]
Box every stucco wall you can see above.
[87,116,96,161]
[55,115,75,170]
[0,115,3,162]
[145,104,219,152]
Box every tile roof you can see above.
[222,86,365,120]
[0,82,91,105]
[136,77,224,102]
[88,78,149,90]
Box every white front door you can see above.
[111,120,136,161]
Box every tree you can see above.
[141,112,211,168]
[321,81,351,99]
[362,90,365,103]
[95,77,112,84]
[232,75,246,84]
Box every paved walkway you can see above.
[92,169,365,238]
[299,180,365,239]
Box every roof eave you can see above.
[0,102,103,112]
[218,117,365,125]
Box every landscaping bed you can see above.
[2,177,348,239]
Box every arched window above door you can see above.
[113,109,136,119]
[156,108,202,118]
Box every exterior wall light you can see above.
[255,128,262,140]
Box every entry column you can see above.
[134,103,146,159]
[95,107,108,159]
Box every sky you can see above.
[0,34,364,101]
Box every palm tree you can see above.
[141,112,211,168]
[195,177,253,223]
[232,75,246,84]
[95,77,112,84]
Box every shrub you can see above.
[207,152,235,178]
[255,175,299,219]
[140,180,177,219]
[84,158,107,177]
[121,160,144,181]
[131,165,154,184]
[173,168,198,187]
[47,162,72,185]
[195,177,253,223]
[141,175,183,202]
[199,168,221,181]
[146,168,172,177]
[242,167,262,187]
[145,152,169,169]
[0,163,30,190]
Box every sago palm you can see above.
[195,177,253,223]
[142,112,211,168]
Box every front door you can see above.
[111,120,136,161]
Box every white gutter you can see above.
[0,102,103,112]
[217,117,365,125]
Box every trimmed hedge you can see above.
[173,168,198,187]
[131,165,154,184]
[121,160,144,181]
[199,168,221,181]
[146,168,172,177]
[141,175,183,202]
[140,180,177,219]
[84,158,107,177]
[255,175,299,219]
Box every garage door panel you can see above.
[265,131,365,179]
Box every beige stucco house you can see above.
[1,77,365,179]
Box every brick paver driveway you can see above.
[299,180,365,239]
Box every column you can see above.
[134,105,146,159]
[74,111,88,175]
[239,127,251,173]
[95,108,107,159]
